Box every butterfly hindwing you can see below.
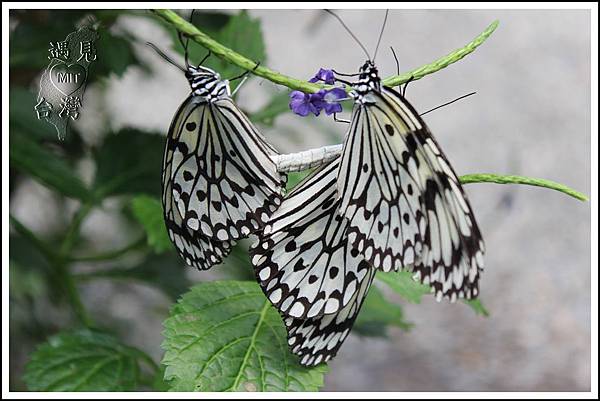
[284,265,375,366]
[251,158,372,319]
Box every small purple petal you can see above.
[312,88,347,115]
[289,90,321,116]
[308,68,335,85]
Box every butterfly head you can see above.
[350,60,381,104]
[185,65,231,101]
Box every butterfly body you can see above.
[185,65,230,101]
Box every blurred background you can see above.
[9,8,591,391]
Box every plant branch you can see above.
[57,202,95,327]
[69,236,146,262]
[9,215,58,262]
[459,173,588,201]
[151,9,499,93]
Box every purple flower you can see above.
[312,88,347,115]
[289,68,348,117]
[309,68,335,85]
[289,90,321,116]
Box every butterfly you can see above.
[252,10,485,365]
[251,156,375,365]
[335,60,485,302]
[154,35,286,270]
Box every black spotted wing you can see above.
[337,86,484,301]
[251,158,372,319]
[162,95,285,269]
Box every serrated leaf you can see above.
[23,330,141,391]
[463,298,490,317]
[162,281,327,392]
[376,271,431,304]
[131,195,172,253]
[93,129,164,197]
[9,131,91,201]
[354,286,412,337]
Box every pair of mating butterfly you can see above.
[158,10,485,367]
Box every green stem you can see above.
[9,215,58,262]
[382,20,499,88]
[56,202,95,327]
[55,260,94,327]
[151,9,499,93]
[59,202,93,257]
[69,236,146,262]
[459,173,588,201]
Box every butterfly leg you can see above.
[402,75,415,98]
[230,61,261,97]
[333,113,351,124]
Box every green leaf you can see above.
[9,131,91,201]
[162,281,327,392]
[93,129,164,197]
[249,91,291,126]
[463,298,490,317]
[285,170,312,192]
[131,195,172,253]
[74,252,190,300]
[354,286,412,337]
[206,10,266,92]
[9,87,54,138]
[23,330,141,391]
[376,271,431,304]
[93,28,140,80]
[378,271,491,317]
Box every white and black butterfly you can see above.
[154,35,286,270]
[252,10,485,365]
[336,60,485,302]
[251,157,375,365]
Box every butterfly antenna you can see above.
[325,9,371,60]
[420,92,477,116]
[146,42,186,73]
[372,9,389,62]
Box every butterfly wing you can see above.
[337,86,484,301]
[162,95,285,269]
[283,266,375,366]
[251,158,372,319]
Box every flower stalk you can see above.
[151,9,499,94]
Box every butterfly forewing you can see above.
[162,94,285,270]
[338,83,485,301]
[251,158,372,319]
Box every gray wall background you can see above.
[12,9,591,391]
